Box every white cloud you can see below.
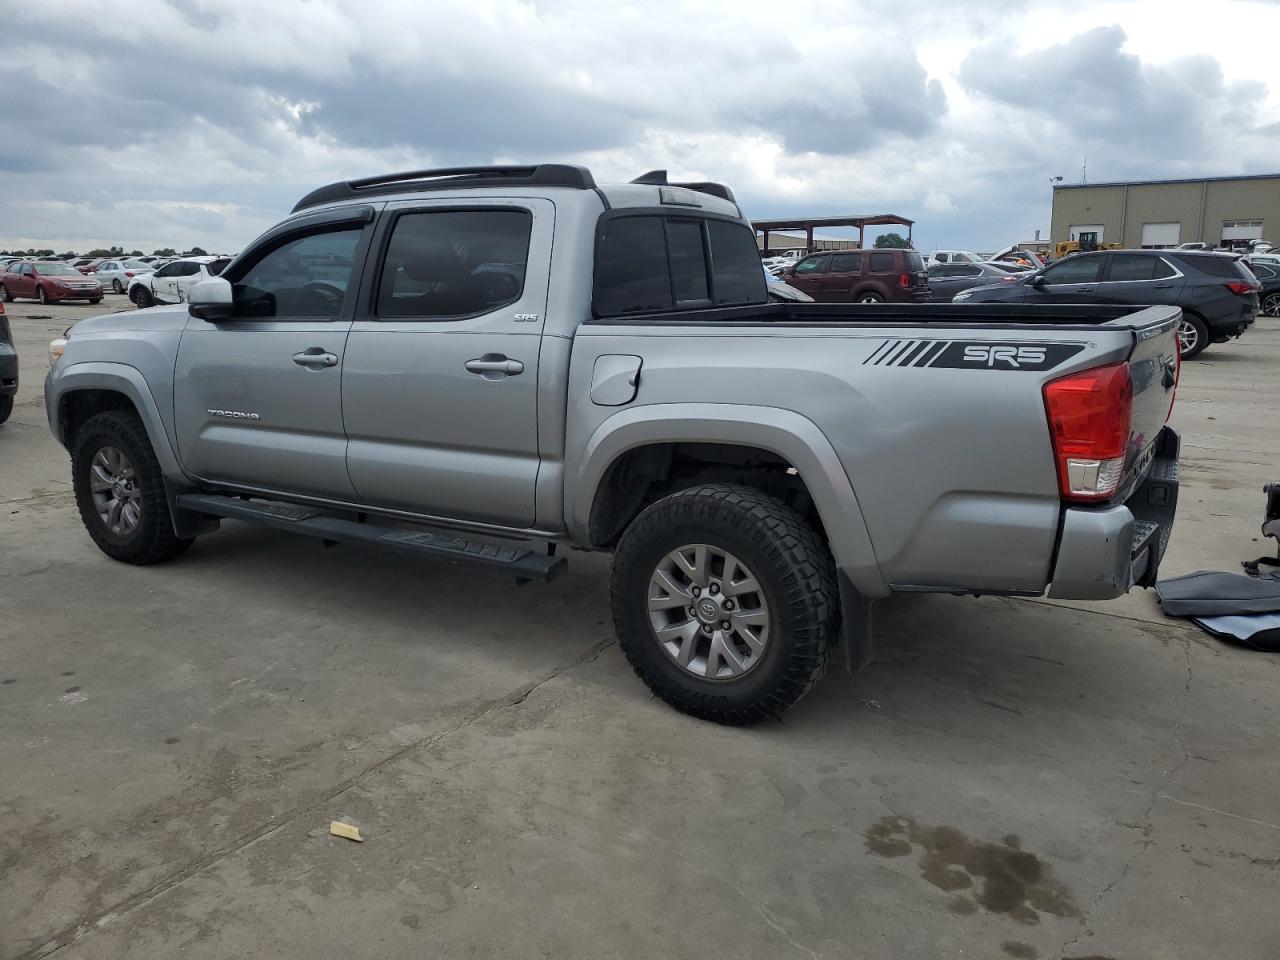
[2,0,1278,253]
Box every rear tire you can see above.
[854,292,883,304]
[1177,314,1209,359]
[611,483,837,725]
[71,410,194,565]
[0,394,12,425]
[1262,292,1280,317]
[112,279,123,294]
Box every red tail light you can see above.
[1225,280,1260,295]
[124,271,135,277]
[899,272,910,289]
[1043,363,1133,502]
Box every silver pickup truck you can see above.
[45,164,1182,724]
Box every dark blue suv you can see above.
[953,249,1259,357]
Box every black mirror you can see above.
[1029,274,1046,287]
[187,277,234,321]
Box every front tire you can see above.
[71,410,194,564]
[0,394,12,425]
[611,484,837,724]
[1262,292,1280,318]
[1177,314,1209,359]
[0,284,11,302]
[130,286,153,308]
[37,286,51,305]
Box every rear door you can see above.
[1095,253,1182,305]
[821,252,861,300]
[341,198,553,527]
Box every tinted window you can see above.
[903,251,924,272]
[830,252,863,273]
[1106,254,1165,282]
[177,262,203,277]
[1253,263,1278,280]
[707,220,767,305]
[595,216,672,315]
[1043,256,1102,284]
[233,228,362,319]
[1183,254,1250,279]
[868,252,894,273]
[154,262,179,277]
[667,220,709,303]
[209,258,231,276]
[377,210,531,320]
[793,255,830,275]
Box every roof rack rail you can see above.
[630,170,737,203]
[292,164,598,213]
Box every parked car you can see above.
[1251,262,1280,316]
[781,248,928,303]
[44,163,1182,723]
[983,261,1033,274]
[89,259,154,294]
[0,260,104,304]
[953,249,1259,358]
[763,265,813,302]
[0,298,14,425]
[128,255,232,307]
[926,249,983,266]
[73,258,109,274]
[924,261,1017,302]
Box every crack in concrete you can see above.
[22,637,617,960]
[1054,636,1195,959]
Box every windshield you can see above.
[35,262,83,276]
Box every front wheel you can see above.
[854,292,883,304]
[37,286,52,305]
[611,484,837,724]
[0,284,11,302]
[1177,315,1209,359]
[130,286,154,308]
[1262,292,1280,318]
[71,410,194,564]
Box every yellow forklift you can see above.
[1052,231,1121,260]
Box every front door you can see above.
[150,261,182,302]
[786,253,830,298]
[341,199,553,527]
[1027,253,1105,303]
[173,219,371,500]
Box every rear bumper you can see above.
[0,346,17,396]
[1047,427,1180,600]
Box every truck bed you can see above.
[585,302,1164,328]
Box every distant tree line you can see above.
[0,246,208,258]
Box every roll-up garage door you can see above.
[1140,222,1180,247]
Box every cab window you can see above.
[232,229,363,319]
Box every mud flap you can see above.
[838,572,876,674]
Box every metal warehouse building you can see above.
[1050,173,1280,249]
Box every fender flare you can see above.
[568,402,888,597]
[47,361,184,477]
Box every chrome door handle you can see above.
[465,354,524,379]
[292,349,339,368]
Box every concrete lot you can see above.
[2,295,1278,960]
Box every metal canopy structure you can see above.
[753,213,914,253]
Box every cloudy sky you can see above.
[3,0,1278,254]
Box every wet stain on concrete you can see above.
[864,815,1079,924]
[165,737,181,745]
[61,671,76,676]
[2,678,16,685]
[401,914,421,930]
[64,686,82,694]
[1001,941,1038,959]
[948,895,978,916]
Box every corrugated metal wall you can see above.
[1051,176,1280,247]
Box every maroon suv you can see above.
[782,248,929,303]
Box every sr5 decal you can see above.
[864,339,1085,371]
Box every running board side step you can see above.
[175,493,567,583]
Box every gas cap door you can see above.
[590,354,643,406]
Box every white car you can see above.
[128,255,233,307]
[88,259,154,294]
[926,249,984,266]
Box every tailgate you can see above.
[1117,310,1180,497]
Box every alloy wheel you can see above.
[88,445,142,537]
[647,543,771,680]
[1177,318,1201,355]
[1263,293,1280,318]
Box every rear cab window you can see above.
[1182,254,1253,280]
[593,214,768,316]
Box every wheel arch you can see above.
[569,403,887,597]
[50,363,183,478]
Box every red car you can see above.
[780,248,929,303]
[0,260,104,304]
